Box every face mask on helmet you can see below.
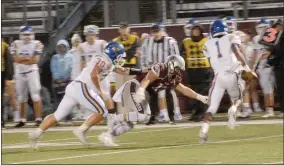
[166,56,185,80]
[113,52,126,67]
[226,21,237,33]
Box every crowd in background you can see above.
[1,17,284,128]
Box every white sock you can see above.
[13,111,20,122]
[36,128,44,135]
[35,118,42,121]
[253,103,260,109]
[21,118,27,123]
[116,114,126,122]
[242,103,250,108]
[160,109,169,116]
[201,122,210,134]
[78,123,91,132]
[174,108,181,113]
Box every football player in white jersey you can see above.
[10,26,44,127]
[223,16,262,117]
[200,19,257,144]
[78,25,114,113]
[28,42,126,148]
[253,18,275,118]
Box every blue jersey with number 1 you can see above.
[202,34,242,73]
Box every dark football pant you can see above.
[187,68,214,120]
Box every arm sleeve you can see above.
[50,55,60,79]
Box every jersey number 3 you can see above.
[215,41,223,58]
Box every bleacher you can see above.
[1,0,71,35]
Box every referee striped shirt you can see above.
[141,36,180,69]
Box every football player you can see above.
[78,25,114,116]
[10,26,44,127]
[28,42,126,148]
[200,19,257,144]
[253,18,275,117]
[98,55,209,146]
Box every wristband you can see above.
[129,68,142,75]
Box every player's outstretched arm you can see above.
[113,66,149,75]
[175,83,208,104]
[232,43,249,68]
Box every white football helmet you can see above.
[83,25,99,36]
[223,16,237,33]
[255,18,270,35]
[19,26,34,43]
[166,55,185,74]
[183,18,195,37]
[71,34,82,47]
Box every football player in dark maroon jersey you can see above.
[98,55,208,147]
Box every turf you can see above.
[2,122,283,164]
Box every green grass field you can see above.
[2,120,283,164]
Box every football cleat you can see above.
[199,130,208,144]
[174,110,183,121]
[98,132,119,147]
[73,129,89,145]
[28,131,40,149]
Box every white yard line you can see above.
[2,119,283,134]
[10,135,283,164]
[2,142,136,149]
[263,161,283,164]
[2,127,187,146]
[205,162,222,164]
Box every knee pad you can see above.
[31,93,41,102]
[158,90,166,99]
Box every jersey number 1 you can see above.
[215,41,222,58]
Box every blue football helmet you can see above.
[184,18,195,37]
[223,16,237,33]
[255,18,270,35]
[104,41,126,66]
[19,26,34,42]
[211,19,228,37]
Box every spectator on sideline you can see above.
[180,24,213,121]
[50,39,73,122]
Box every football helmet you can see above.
[223,16,237,33]
[211,19,228,37]
[104,41,126,67]
[255,18,270,35]
[83,25,99,36]
[19,26,34,42]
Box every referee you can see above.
[141,23,181,124]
